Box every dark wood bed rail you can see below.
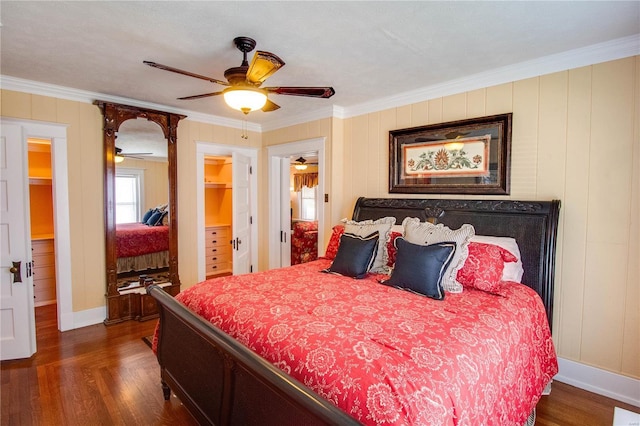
[148,284,361,426]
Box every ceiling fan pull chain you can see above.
[241,118,248,140]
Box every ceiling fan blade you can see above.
[177,91,224,100]
[246,51,285,84]
[265,87,335,98]
[262,99,281,112]
[144,61,229,86]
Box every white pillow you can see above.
[402,217,475,293]
[343,217,396,273]
[470,235,524,283]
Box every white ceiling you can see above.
[1,1,639,131]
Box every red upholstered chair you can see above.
[291,220,318,265]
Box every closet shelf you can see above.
[29,176,52,185]
[204,182,232,189]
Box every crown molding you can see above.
[341,34,640,120]
[0,75,262,133]
[260,105,345,132]
[2,34,637,132]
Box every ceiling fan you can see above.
[293,156,318,170]
[114,147,152,162]
[144,36,335,115]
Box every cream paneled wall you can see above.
[1,89,105,312]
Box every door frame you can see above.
[1,117,73,332]
[267,137,325,270]
[196,142,258,282]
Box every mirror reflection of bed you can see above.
[290,156,319,265]
[114,119,170,289]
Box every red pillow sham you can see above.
[324,225,345,260]
[456,242,518,293]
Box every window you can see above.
[299,185,316,221]
[115,169,144,224]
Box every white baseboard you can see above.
[67,306,107,330]
[555,357,640,408]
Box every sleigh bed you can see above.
[148,197,561,425]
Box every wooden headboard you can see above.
[352,197,561,329]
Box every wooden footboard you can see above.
[147,284,361,426]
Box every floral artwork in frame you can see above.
[389,114,512,194]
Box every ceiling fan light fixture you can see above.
[223,87,267,114]
[294,156,308,170]
[114,153,125,163]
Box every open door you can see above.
[279,158,292,267]
[232,152,251,274]
[0,124,36,360]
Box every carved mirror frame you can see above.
[95,100,185,324]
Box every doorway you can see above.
[196,142,258,282]
[267,137,325,270]
[27,139,58,313]
[0,118,72,360]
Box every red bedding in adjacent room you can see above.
[116,223,169,258]
[160,258,557,425]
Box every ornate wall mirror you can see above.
[96,101,185,324]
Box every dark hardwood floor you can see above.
[1,304,196,426]
[1,304,638,425]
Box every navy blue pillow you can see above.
[323,231,379,278]
[146,210,164,226]
[382,238,456,300]
[141,208,155,224]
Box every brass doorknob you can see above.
[9,261,22,283]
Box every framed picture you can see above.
[389,113,512,195]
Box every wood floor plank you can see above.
[1,304,638,425]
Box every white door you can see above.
[0,124,36,360]
[232,152,251,274]
[279,158,291,267]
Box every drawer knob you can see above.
[211,240,217,244]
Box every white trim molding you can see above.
[70,306,107,330]
[3,34,638,133]
[0,75,260,133]
[555,357,640,408]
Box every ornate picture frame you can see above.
[389,113,512,195]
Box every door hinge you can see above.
[250,265,253,273]
[249,165,253,175]
[250,216,253,225]
[27,261,33,278]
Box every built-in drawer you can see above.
[205,229,230,248]
[205,252,230,268]
[31,238,56,306]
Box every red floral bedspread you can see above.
[115,223,169,257]
[170,259,557,425]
